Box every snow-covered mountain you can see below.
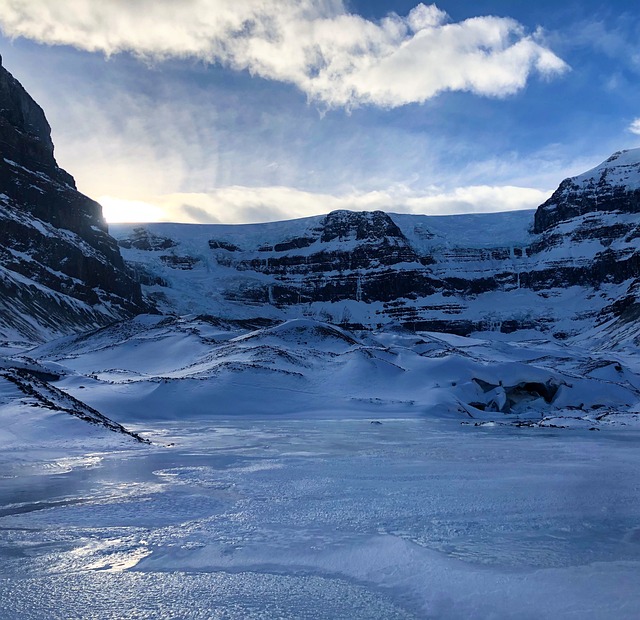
[2,63,639,620]
[0,57,150,346]
[46,150,631,431]
[112,151,640,339]
[0,54,638,435]
[534,149,640,231]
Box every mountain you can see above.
[534,149,640,232]
[39,163,640,427]
[111,150,640,341]
[0,56,150,346]
[0,55,638,430]
[532,149,640,331]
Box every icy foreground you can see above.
[1,419,640,619]
[0,317,639,617]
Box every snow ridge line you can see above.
[0,367,149,443]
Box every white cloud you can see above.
[100,184,551,224]
[629,118,640,135]
[0,1,567,108]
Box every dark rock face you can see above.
[118,227,177,251]
[318,209,405,243]
[527,150,640,315]
[209,239,241,252]
[234,211,432,306]
[160,255,200,270]
[0,59,149,343]
[0,56,59,176]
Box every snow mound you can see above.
[13,317,638,428]
[233,319,360,349]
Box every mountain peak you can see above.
[0,60,55,169]
[576,148,640,188]
[534,148,640,233]
[320,209,406,243]
[603,147,640,164]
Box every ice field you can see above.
[1,417,639,619]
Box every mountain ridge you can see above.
[0,54,637,349]
[0,57,638,433]
[112,146,640,339]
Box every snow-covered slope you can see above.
[18,314,639,429]
[0,354,149,449]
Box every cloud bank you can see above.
[0,1,567,108]
[100,184,550,225]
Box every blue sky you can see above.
[0,1,638,223]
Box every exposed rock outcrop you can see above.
[0,57,150,344]
[534,149,640,233]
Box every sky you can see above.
[0,0,638,224]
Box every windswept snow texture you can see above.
[1,419,639,619]
[22,316,640,428]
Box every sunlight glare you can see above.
[99,196,167,223]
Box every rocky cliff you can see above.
[534,150,640,232]
[0,57,150,344]
[112,151,640,339]
[530,149,640,334]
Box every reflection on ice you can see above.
[0,571,415,620]
[85,543,152,572]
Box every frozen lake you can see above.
[1,417,639,619]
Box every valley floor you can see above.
[1,416,639,619]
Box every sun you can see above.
[98,196,167,223]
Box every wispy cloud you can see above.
[629,118,640,135]
[558,16,640,71]
[0,1,567,108]
[100,184,551,224]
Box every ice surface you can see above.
[0,245,638,619]
[0,418,639,619]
